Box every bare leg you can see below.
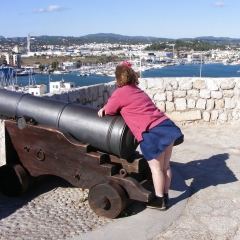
[147,152,165,196]
[147,143,174,196]
[163,143,173,193]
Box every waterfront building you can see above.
[49,79,75,93]
[62,61,77,70]
[28,84,47,95]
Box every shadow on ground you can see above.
[170,153,238,204]
[0,175,69,220]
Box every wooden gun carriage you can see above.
[0,89,153,218]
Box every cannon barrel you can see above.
[0,88,138,159]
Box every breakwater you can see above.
[1,77,240,165]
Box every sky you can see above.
[0,0,239,39]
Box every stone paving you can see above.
[154,123,240,240]
[0,177,113,240]
[0,123,240,239]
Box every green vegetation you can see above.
[145,40,226,51]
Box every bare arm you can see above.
[98,107,105,117]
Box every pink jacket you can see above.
[104,85,169,142]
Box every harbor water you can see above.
[13,63,240,89]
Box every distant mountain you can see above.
[80,33,173,43]
[1,33,240,46]
[180,36,240,43]
[0,36,4,38]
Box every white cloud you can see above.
[213,2,226,7]
[33,5,67,13]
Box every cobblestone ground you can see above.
[154,124,240,240]
[0,177,113,240]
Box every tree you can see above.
[38,64,44,71]
[51,61,59,69]
[76,60,82,68]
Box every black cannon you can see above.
[0,88,153,218]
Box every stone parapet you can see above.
[39,77,240,124]
[139,77,240,124]
[41,81,117,108]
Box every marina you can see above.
[1,63,240,94]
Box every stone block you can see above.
[145,90,154,100]
[211,110,219,121]
[199,89,211,99]
[220,79,236,90]
[234,88,240,97]
[178,79,193,90]
[97,84,105,97]
[166,102,175,112]
[215,99,225,109]
[175,98,187,111]
[193,79,206,89]
[206,99,215,111]
[223,90,234,98]
[156,101,166,112]
[232,109,240,120]
[92,86,100,100]
[219,112,228,122]
[103,92,109,104]
[58,92,69,102]
[166,91,173,102]
[211,91,223,99]
[105,82,117,95]
[227,113,233,121]
[237,99,240,110]
[155,79,166,90]
[235,79,240,89]
[187,89,199,98]
[93,96,104,108]
[206,79,219,90]
[164,78,178,90]
[166,110,201,121]
[225,98,236,109]
[147,78,157,89]
[68,90,80,103]
[203,111,210,122]
[154,92,166,101]
[190,110,202,120]
[187,98,196,109]
[196,99,206,109]
[139,78,147,90]
[174,90,187,98]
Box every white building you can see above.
[62,61,77,70]
[49,79,75,93]
[28,84,47,96]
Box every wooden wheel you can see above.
[88,181,127,218]
[0,164,29,197]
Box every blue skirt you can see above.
[140,120,184,161]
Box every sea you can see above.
[14,63,240,91]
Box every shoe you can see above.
[146,197,166,211]
[164,193,170,208]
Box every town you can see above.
[1,34,240,95]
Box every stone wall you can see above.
[41,81,117,108]
[42,77,240,124]
[139,77,240,123]
[1,77,240,166]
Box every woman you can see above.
[98,62,183,210]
